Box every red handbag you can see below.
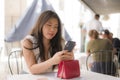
[57,60,80,79]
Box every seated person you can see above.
[86,29,116,76]
[21,10,74,74]
[110,32,120,63]
[100,29,112,43]
[101,30,120,63]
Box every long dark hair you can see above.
[28,10,62,62]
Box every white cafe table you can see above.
[6,70,120,80]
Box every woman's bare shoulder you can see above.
[21,35,33,48]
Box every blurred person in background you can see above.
[101,29,120,63]
[101,30,120,51]
[100,29,112,43]
[109,32,120,63]
[82,14,103,52]
[86,29,116,76]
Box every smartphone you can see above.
[64,41,76,52]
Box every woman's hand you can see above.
[62,51,74,60]
[51,50,74,65]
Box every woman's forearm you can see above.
[29,58,54,74]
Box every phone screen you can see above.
[64,41,76,52]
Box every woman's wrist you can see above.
[48,58,55,65]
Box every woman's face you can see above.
[42,18,58,40]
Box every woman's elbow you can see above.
[28,66,40,75]
[29,68,39,75]
[29,67,45,75]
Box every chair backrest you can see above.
[8,48,23,75]
[115,48,120,63]
[86,50,119,76]
[115,50,120,77]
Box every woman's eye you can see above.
[47,24,52,26]
[54,26,58,29]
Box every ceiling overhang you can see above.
[80,0,120,15]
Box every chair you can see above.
[8,48,23,75]
[115,50,120,77]
[86,50,119,76]
[115,48,120,63]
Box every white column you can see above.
[64,0,81,52]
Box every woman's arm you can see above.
[86,42,91,56]
[21,39,55,74]
[21,39,74,74]
[86,50,90,56]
